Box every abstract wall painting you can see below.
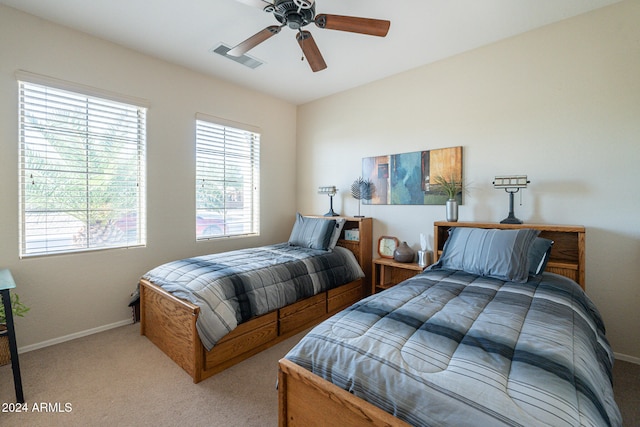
[362,146,462,205]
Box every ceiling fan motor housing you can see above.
[272,0,316,29]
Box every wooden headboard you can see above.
[433,221,586,290]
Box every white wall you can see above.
[0,6,297,348]
[2,2,639,363]
[296,1,640,361]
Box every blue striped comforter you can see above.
[143,244,364,350]
[285,269,621,426]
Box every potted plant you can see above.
[0,293,29,365]
[434,175,462,199]
[434,175,463,222]
[0,293,29,324]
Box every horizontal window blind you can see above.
[196,118,260,239]
[19,80,146,256]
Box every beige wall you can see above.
[297,1,640,361]
[0,6,297,348]
[2,2,639,363]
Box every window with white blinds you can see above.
[18,80,147,257]
[195,117,260,239]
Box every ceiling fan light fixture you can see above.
[285,13,305,29]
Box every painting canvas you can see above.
[363,146,463,205]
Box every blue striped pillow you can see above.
[288,213,336,250]
[435,227,540,283]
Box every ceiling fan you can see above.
[229,0,391,72]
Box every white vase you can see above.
[446,199,458,222]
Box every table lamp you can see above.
[318,186,339,216]
[493,175,530,224]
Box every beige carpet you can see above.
[613,357,640,427]
[0,324,306,427]
[1,324,638,427]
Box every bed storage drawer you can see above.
[327,279,362,314]
[279,293,327,335]
[205,311,278,370]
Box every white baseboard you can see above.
[614,352,640,365]
[18,319,134,354]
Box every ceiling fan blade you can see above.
[296,31,327,72]
[314,14,390,37]
[228,25,281,57]
[233,0,273,9]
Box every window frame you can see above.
[195,113,260,240]
[17,71,148,257]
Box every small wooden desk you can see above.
[1,269,24,403]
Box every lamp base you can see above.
[324,194,339,217]
[500,190,523,224]
[500,214,523,224]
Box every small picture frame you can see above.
[344,229,360,241]
[377,236,399,259]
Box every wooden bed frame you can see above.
[278,222,586,426]
[140,217,372,383]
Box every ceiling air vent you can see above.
[212,44,263,69]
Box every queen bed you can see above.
[278,222,622,426]
[139,214,372,383]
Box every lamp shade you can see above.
[318,186,337,196]
[493,175,529,189]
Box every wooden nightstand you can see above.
[372,258,428,294]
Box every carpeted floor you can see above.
[0,324,305,427]
[613,357,640,427]
[1,324,638,426]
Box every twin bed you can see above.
[277,222,621,426]
[139,215,371,383]
[139,218,621,426]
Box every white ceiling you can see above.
[1,0,621,105]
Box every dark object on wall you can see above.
[129,292,140,323]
